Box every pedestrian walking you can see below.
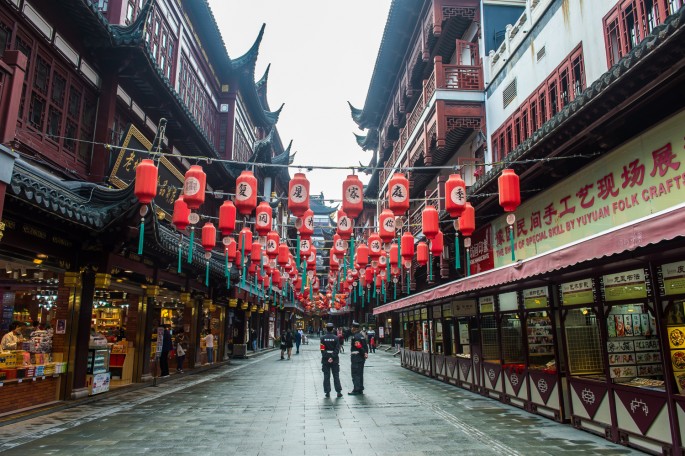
[280,330,287,359]
[160,325,172,377]
[204,330,214,364]
[295,329,302,354]
[348,321,368,395]
[320,322,343,398]
[250,328,257,351]
[281,327,294,359]
[337,329,345,353]
[370,335,376,353]
[175,329,187,373]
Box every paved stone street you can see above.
[0,342,643,455]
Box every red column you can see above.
[89,68,118,183]
[0,50,27,145]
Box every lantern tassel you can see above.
[296,233,300,268]
[240,232,246,288]
[137,218,145,255]
[406,270,410,295]
[188,227,195,264]
[455,236,461,270]
[205,261,209,286]
[509,225,516,262]
[177,234,183,273]
[394,282,397,300]
[466,248,471,277]
[397,235,401,275]
[225,250,229,277]
[429,253,433,281]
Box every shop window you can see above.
[527,311,555,370]
[178,55,218,149]
[501,314,524,364]
[481,315,500,362]
[564,309,604,376]
[0,23,10,57]
[664,300,685,393]
[548,79,559,116]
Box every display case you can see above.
[86,348,109,375]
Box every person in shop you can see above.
[117,326,126,341]
[175,329,188,373]
[160,325,172,377]
[204,330,215,364]
[1,321,24,351]
[250,328,257,352]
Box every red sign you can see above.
[470,225,494,274]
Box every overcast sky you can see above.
[208,0,392,203]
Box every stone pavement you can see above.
[0,340,643,455]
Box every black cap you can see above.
[351,321,360,328]
[326,322,334,329]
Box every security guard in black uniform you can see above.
[320,322,343,398]
[348,321,368,395]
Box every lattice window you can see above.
[565,309,604,375]
[502,314,524,363]
[669,0,684,14]
[125,0,143,25]
[144,6,176,83]
[481,315,500,362]
[178,55,218,149]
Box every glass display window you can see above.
[658,260,685,394]
[564,308,604,377]
[433,319,443,354]
[501,313,524,365]
[481,315,500,363]
[526,311,556,371]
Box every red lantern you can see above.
[336,209,353,240]
[430,230,444,256]
[266,231,279,259]
[445,173,467,218]
[458,202,475,237]
[388,173,410,216]
[300,237,312,257]
[498,169,521,212]
[332,234,346,256]
[271,269,281,288]
[378,209,396,244]
[375,274,382,290]
[201,222,216,252]
[238,227,253,254]
[422,205,439,240]
[288,173,310,218]
[183,165,206,210]
[226,239,237,264]
[278,243,290,267]
[235,170,257,216]
[255,202,272,237]
[368,233,382,261]
[306,247,317,270]
[416,242,428,266]
[172,196,190,232]
[356,243,369,268]
[389,243,399,267]
[330,253,340,272]
[134,159,158,204]
[401,232,415,262]
[298,208,314,240]
[342,175,364,219]
[218,200,236,236]
[250,241,262,263]
[364,267,374,286]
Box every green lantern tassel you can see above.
[188,227,195,264]
[429,253,433,281]
[349,236,355,271]
[509,226,516,261]
[394,282,397,300]
[406,271,410,295]
[240,232,246,288]
[397,235,401,275]
[296,233,301,268]
[137,219,145,255]
[373,274,377,298]
[227,275,230,290]
[455,236,461,269]
[177,234,183,273]
[225,250,229,277]
[466,248,471,277]
[205,261,209,286]
[361,289,364,308]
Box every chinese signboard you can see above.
[660,261,685,296]
[560,279,595,306]
[479,296,495,313]
[498,291,518,312]
[109,125,185,217]
[602,269,648,302]
[523,287,548,309]
[470,225,494,274]
[489,111,685,269]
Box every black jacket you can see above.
[320,331,340,365]
[351,332,368,360]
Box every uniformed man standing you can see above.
[320,322,343,398]
[348,321,368,395]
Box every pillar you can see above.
[68,270,97,398]
[136,285,159,382]
[89,66,118,183]
[0,51,27,145]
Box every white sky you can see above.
[208,0,392,203]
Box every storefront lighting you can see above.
[5,262,12,273]
[37,253,48,259]
[581,308,589,315]
[20,267,27,277]
[33,258,43,265]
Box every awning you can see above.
[373,204,685,315]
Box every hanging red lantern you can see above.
[134,159,158,204]
[458,202,475,237]
[172,196,190,232]
[266,231,279,259]
[218,200,236,236]
[288,173,310,218]
[430,230,444,256]
[255,202,272,237]
[183,165,206,210]
[250,241,262,263]
[416,242,429,266]
[445,173,467,218]
[300,237,312,257]
[364,267,374,286]
[201,222,216,252]
[297,208,314,240]
[235,170,257,216]
[498,169,521,212]
[306,247,317,270]
[330,253,340,272]
[422,205,439,240]
[388,173,410,216]
[226,238,237,264]
[378,209,396,244]
[356,243,369,268]
[336,209,353,240]
[389,243,399,267]
[342,174,364,219]
[332,234,346,257]
[368,233,382,262]
[271,268,281,288]
[375,274,383,290]
[278,243,290,267]
[238,227,253,254]
[401,232,415,262]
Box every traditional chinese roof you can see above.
[469,5,685,222]
[348,101,364,124]
[256,64,271,108]
[353,129,380,151]
[309,194,337,216]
